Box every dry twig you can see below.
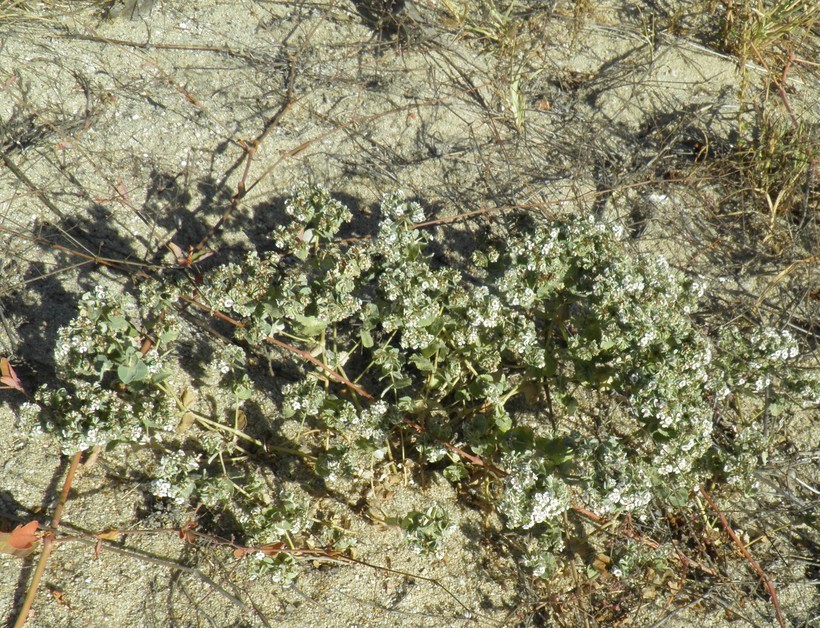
[699,486,785,628]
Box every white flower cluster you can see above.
[52,288,176,390]
[151,449,202,505]
[22,380,176,455]
[210,343,247,378]
[380,191,425,224]
[753,327,799,362]
[281,379,326,420]
[499,458,570,529]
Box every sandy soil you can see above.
[0,1,817,626]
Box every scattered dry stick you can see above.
[749,43,798,128]
[70,521,480,622]
[699,486,785,628]
[572,505,718,578]
[193,51,299,255]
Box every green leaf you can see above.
[443,464,468,482]
[420,341,445,358]
[505,427,535,452]
[410,353,434,373]
[767,402,784,417]
[107,315,129,331]
[417,312,437,327]
[362,302,379,321]
[261,300,282,318]
[151,369,173,384]
[118,360,148,385]
[360,329,374,348]
[494,409,512,432]
[538,438,574,466]
[560,394,577,415]
[232,376,254,400]
[292,314,327,337]
[600,337,615,351]
[387,374,412,391]
[666,487,689,508]
[159,328,180,344]
[93,356,114,377]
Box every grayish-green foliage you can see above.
[20,186,818,579]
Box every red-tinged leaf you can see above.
[0,357,24,393]
[178,516,200,544]
[259,542,287,556]
[167,241,190,267]
[178,527,197,544]
[50,588,70,608]
[94,530,120,559]
[0,521,40,557]
[8,521,39,549]
[234,542,286,560]
[167,242,214,268]
[115,178,129,202]
[95,530,121,541]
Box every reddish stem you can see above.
[699,486,785,628]
[13,451,83,628]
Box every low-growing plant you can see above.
[437,0,547,131]
[731,107,817,230]
[439,0,521,51]
[717,0,818,64]
[400,505,453,557]
[18,185,818,581]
